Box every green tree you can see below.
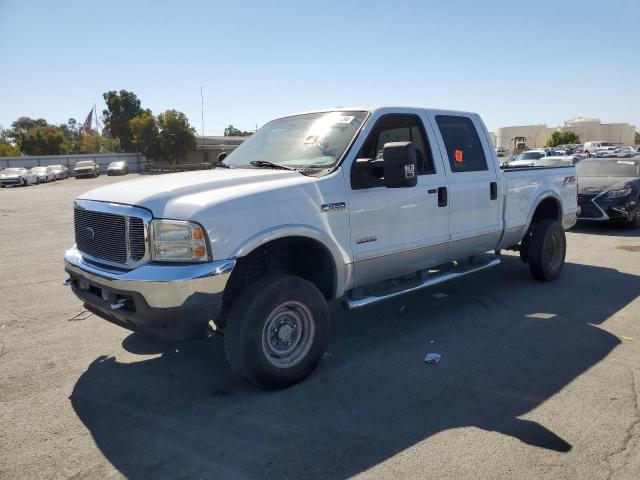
[7,117,48,149]
[20,124,70,155]
[224,124,253,136]
[157,110,196,165]
[102,90,143,152]
[130,111,161,159]
[77,132,121,154]
[545,131,580,147]
[0,140,19,156]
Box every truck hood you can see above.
[77,168,313,218]
[578,176,636,194]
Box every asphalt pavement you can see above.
[1,174,639,479]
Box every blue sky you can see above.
[1,0,638,134]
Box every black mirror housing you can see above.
[217,152,228,163]
[382,141,417,188]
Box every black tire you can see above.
[528,219,566,282]
[224,274,330,390]
[629,207,640,230]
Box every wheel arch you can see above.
[524,192,563,233]
[228,225,350,301]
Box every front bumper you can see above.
[578,192,637,222]
[1,178,22,185]
[64,246,235,340]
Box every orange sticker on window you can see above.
[454,149,464,163]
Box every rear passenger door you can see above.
[429,113,502,258]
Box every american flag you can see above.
[81,107,93,134]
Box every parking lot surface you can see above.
[1,174,639,480]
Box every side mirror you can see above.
[217,152,228,163]
[382,141,417,188]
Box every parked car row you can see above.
[499,143,640,163]
[0,164,69,187]
[1,160,129,187]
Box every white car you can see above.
[64,105,578,389]
[0,167,38,187]
[30,166,57,183]
[508,150,547,167]
[535,155,583,167]
[583,141,614,151]
[49,164,70,179]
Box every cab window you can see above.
[435,115,488,172]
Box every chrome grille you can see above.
[129,217,145,260]
[74,207,147,264]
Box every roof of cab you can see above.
[286,105,479,118]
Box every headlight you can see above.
[605,188,631,198]
[150,219,209,262]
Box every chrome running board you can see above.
[344,255,501,310]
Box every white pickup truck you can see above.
[64,106,578,389]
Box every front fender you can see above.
[230,224,352,298]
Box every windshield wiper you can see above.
[249,160,297,171]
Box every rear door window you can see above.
[435,115,488,172]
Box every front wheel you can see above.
[223,274,330,389]
[528,219,566,281]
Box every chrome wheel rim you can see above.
[261,301,315,368]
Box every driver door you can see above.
[347,112,450,287]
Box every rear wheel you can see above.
[528,219,566,281]
[223,274,330,389]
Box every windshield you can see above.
[50,165,63,169]
[76,161,94,167]
[576,160,639,177]
[223,111,368,170]
[2,168,25,175]
[32,167,46,172]
[514,152,545,161]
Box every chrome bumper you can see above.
[64,246,235,309]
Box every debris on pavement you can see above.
[424,353,442,364]
[67,310,93,321]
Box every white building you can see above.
[494,117,636,151]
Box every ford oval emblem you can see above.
[84,227,95,239]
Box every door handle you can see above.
[490,182,498,200]
[437,186,447,207]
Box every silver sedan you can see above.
[107,161,129,176]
